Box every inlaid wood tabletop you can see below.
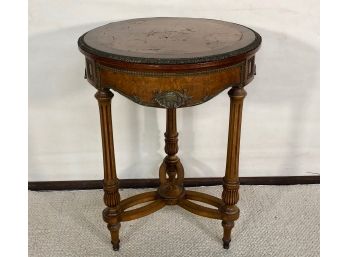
[78,17,261,64]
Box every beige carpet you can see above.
[29,185,319,257]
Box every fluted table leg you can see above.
[95,88,121,251]
[221,86,247,249]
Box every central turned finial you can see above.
[158,108,185,204]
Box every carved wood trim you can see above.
[244,55,256,84]
[98,61,244,77]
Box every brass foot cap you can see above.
[223,240,231,249]
[112,241,120,251]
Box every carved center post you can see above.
[158,108,185,204]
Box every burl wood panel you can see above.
[83,55,257,108]
[99,62,244,108]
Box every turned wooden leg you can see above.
[221,86,246,249]
[158,108,185,204]
[95,88,121,251]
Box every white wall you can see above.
[29,0,319,181]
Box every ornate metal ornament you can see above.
[153,90,192,108]
[129,95,143,105]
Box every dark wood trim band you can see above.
[28,176,320,191]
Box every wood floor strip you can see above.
[28,176,320,191]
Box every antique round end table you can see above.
[78,17,261,251]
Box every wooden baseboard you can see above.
[28,176,319,191]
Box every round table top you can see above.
[78,17,261,65]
